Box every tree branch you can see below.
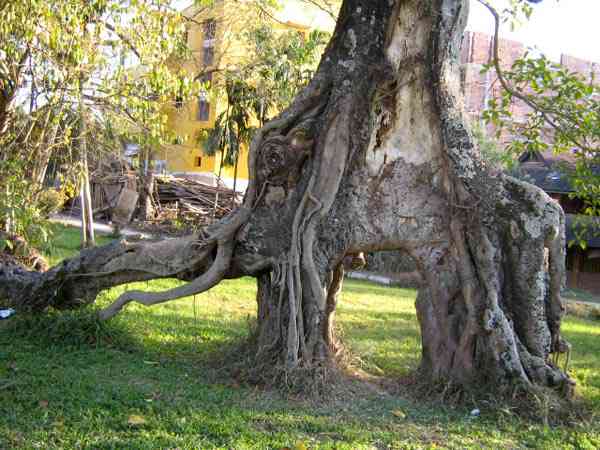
[101,21,141,59]
[300,0,338,21]
[477,0,591,153]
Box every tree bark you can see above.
[139,172,155,221]
[0,0,573,396]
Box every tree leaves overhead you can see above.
[0,0,198,243]
[0,0,194,148]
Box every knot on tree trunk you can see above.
[258,129,314,188]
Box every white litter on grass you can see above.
[0,308,15,319]
[470,408,481,417]
[346,271,392,285]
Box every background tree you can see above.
[0,0,197,245]
[1,0,573,400]
[200,24,329,207]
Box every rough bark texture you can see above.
[0,0,573,395]
[138,173,155,221]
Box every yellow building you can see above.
[162,0,337,191]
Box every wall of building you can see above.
[160,144,216,174]
[163,0,228,178]
[567,272,600,296]
[459,31,600,142]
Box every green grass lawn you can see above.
[1,225,599,449]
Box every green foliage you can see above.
[0,158,52,248]
[569,214,600,250]
[0,0,197,154]
[36,188,68,217]
[244,26,329,121]
[1,0,190,127]
[483,54,599,240]
[472,123,515,171]
[502,0,535,30]
[472,122,538,185]
[201,23,329,168]
[0,0,199,242]
[482,55,599,161]
[202,79,256,167]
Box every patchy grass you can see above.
[1,225,599,449]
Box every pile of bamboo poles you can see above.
[153,175,240,220]
[68,172,240,226]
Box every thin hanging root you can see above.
[98,239,234,320]
[552,337,572,374]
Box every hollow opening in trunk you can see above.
[340,250,422,379]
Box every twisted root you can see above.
[98,239,232,320]
[98,85,328,321]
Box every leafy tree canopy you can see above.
[0,0,198,244]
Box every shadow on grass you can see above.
[341,281,416,298]
[0,283,424,384]
[0,303,423,449]
[0,307,138,351]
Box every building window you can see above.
[203,47,214,66]
[201,19,216,67]
[203,19,216,42]
[199,71,212,85]
[195,156,203,167]
[196,72,211,121]
[197,93,210,121]
[174,95,183,109]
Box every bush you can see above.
[37,188,67,216]
[0,159,53,249]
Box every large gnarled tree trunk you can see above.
[0,0,572,395]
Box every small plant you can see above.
[0,159,53,250]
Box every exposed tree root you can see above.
[98,239,234,320]
[0,0,576,403]
[0,234,214,311]
[95,77,330,320]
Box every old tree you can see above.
[1,0,573,396]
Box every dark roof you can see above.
[518,151,599,194]
[518,150,578,166]
[519,161,573,193]
[566,214,600,249]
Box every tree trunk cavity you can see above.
[0,0,573,396]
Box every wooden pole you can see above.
[79,80,95,248]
